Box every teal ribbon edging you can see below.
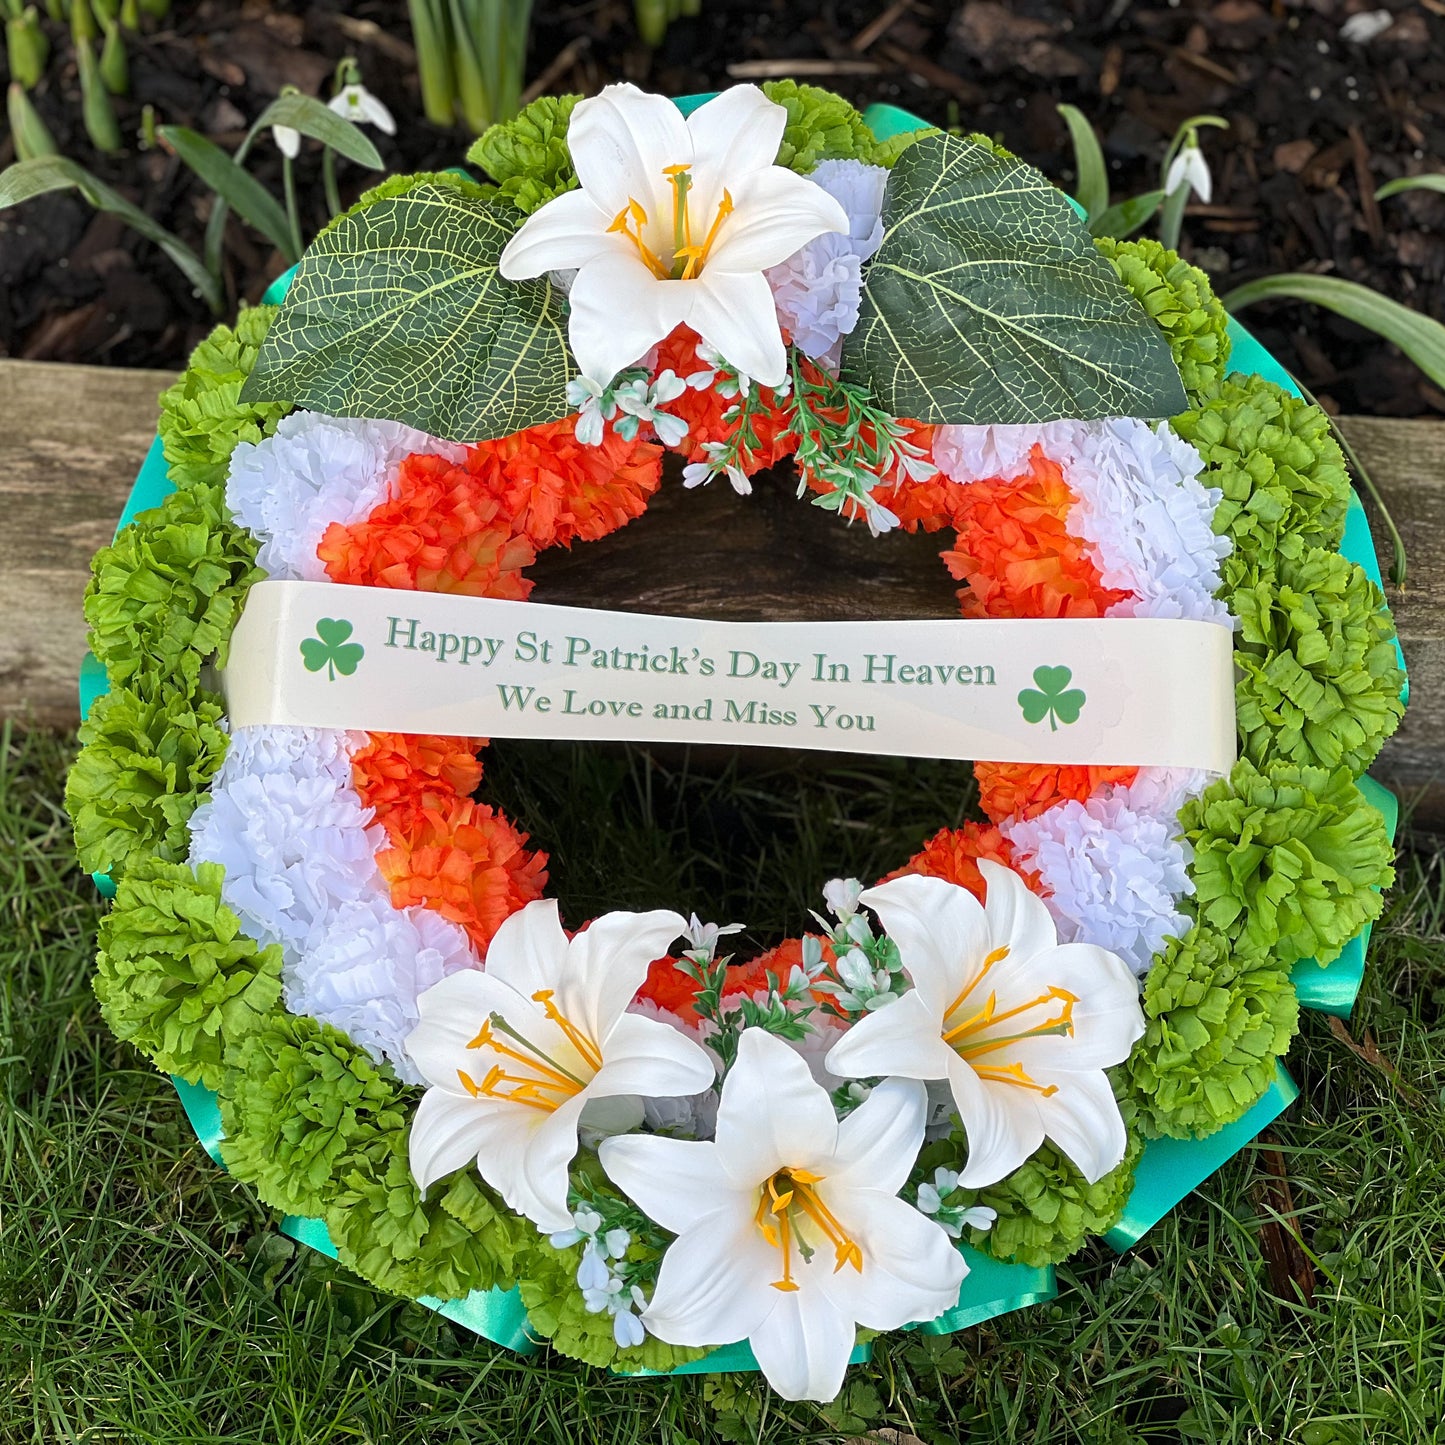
[90,95,1408,1370]
[1105,1065,1299,1251]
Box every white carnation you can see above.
[765,159,888,371]
[225,412,465,581]
[931,421,1079,484]
[286,896,478,1083]
[1004,791,1194,976]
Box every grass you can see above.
[3,721,1444,1445]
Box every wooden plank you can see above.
[1,357,1439,830]
[0,359,176,730]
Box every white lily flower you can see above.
[599,1028,966,1402]
[405,900,716,1233]
[825,862,1145,1189]
[1164,142,1213,205]
[499,82,848,389]
[328,82,397,135]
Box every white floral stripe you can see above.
[187,722,480,1081]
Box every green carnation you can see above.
[1180,758,1394,967]
[323,1131,534,1302]
[1228,545,1405,773]
[1171,374,1351,566]
[1095,236,1230,396]
[84,480,263,695]
[518,1236,709,1372]
[762,80,930,171]
[67,682,228,879]
[219,1012,408,1218]
[158,307,291,493]
[942,1130,1143,1268]
[468,94,580,214]
[1126,925,1298,1139]
[93,859,283,1089]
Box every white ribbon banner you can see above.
[220,580,1237,772]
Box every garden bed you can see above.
[2,0,1443,417]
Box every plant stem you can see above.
[322,146,341,218]
[409,0,457,127]
[282,153,303,259]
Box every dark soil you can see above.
[3,0,1443,416]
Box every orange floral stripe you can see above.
[973,762,1140,826]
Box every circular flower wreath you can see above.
[69,82,1405,1404]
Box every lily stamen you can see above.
[943,985,1078,1051]
[971,1062,1060,1097]
[531,989,605,1073]
[675,189,734,280]
[607,201,669,280]
[757,1167,864,1290]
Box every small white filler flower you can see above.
[825,862,1145,1189]
[600,1028,966,1402]
[405,900,716,1233]
[498,82,848,389]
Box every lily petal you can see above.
[1034,1067,1128,1183]
[563,908,686,1043]
[588,1010,716,1100]
[499,187,619,280]
[685,269,788,387]
[859,874,994,1018]
[747,1277,858,1402]
[475,899,570,999]
[566,82,693,223]
[408,1087,491,1194]
[820,1189,967,1330]
[598,1133,750,1235]
[474,1090,590,1232]
[683,84,788,216]
[642,1216,780,1347]
[405,967,529,1091]
[823,990,957,1086]
[827,1077,929,1196]
[714,1029,839,1184]
[948,1052,1047,1188]
[976,859,1062,972]
[704,165,848,275]
[567,251,689,385]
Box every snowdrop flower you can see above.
[272,123,301,159]
[499,83,847,387]
[328,82,396,135]
[613,369,690,447]
[405,901,715,1232]
[600,1028,965,1401]
[1165,140,1212,205]
[825,864,1145,1188]
[1340,9,1393,44]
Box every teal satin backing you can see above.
[88,96,1408,1371]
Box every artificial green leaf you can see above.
[0,155,221,312]
[1223,273,1445,390]
[249,92,384,170]
[240,182,573,441]
[159,125,297,261]
[843,132,1186,424]
[1056,103,1108,220]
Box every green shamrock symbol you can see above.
[1018,665,1086,732]
[300,618,364,681]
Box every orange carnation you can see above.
[352,732,486,837]
[639,954,706,1019]
[462,413,664,550]
[880,821,1042,901]
[375,796,548,956]
[652,327,796,471]
[319,451,535,598]
[942,448,1133,619]
[973,761,1139,825]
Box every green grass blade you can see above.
[1223,272,1445,388]
[159,124,297,261]
[1087,187,1165,239]
[0,155,221,311]
[250,93,384,170]
[1056,103,1108,221]
[1376,174,1445,199]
